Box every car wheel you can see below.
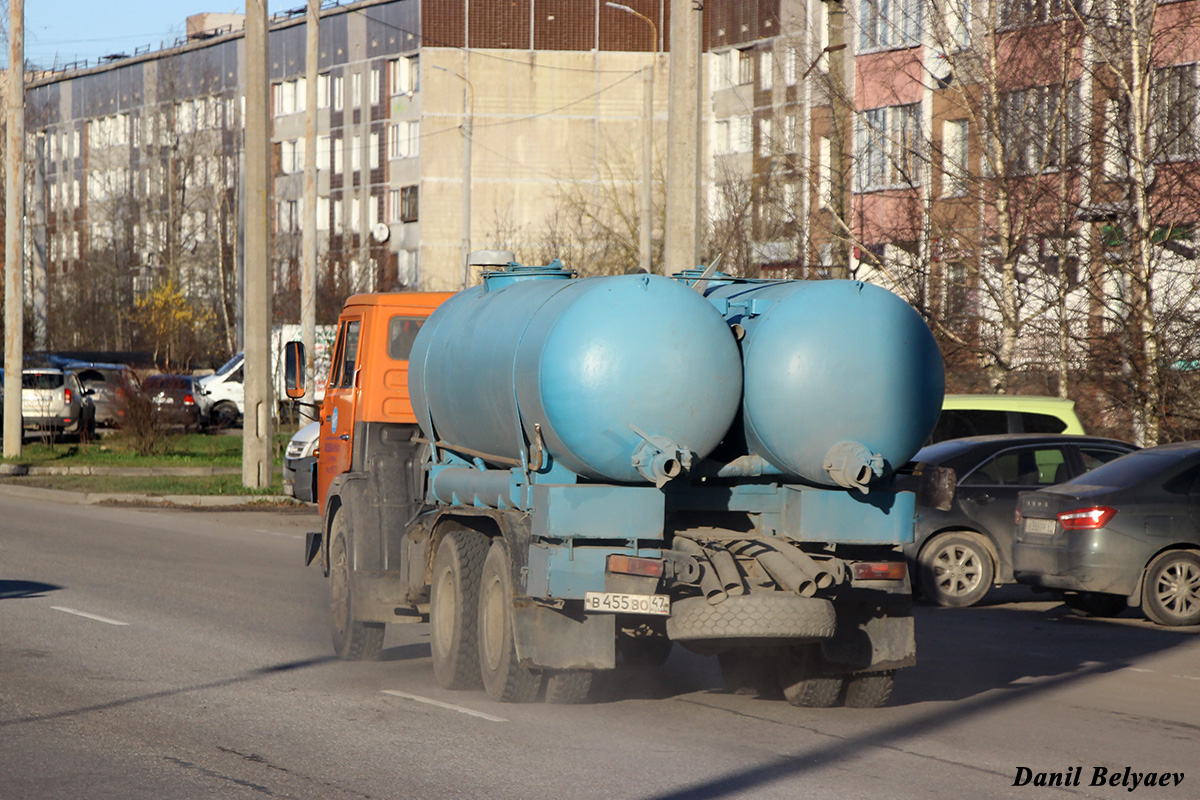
[429,527,490,690]
[1141,550,1200,627]
[1063,591,1127,618]
[211,401,240,430]
[919,533,994,608]
[478,539,542,702]
[328,512,385,660]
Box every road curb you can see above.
[0,464,240,477]
[0,482,303,508]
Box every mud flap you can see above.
[305,532,322,567]
[511,601,616,671]
[821,590,916,673]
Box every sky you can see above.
[7,1,295,70]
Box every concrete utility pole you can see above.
[243,0,273,488]
[432,64,474,288]
[301,0,319,407]
[4,0,26,459]
[664,0,703,276]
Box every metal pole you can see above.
[4,0,27,458]
[605,2,657,273]
[665,0,703,276]
[301,0,319,407]
[243,0,273,488]
[461,83,472,288]
[640,64,654,273]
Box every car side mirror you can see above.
[284,341,306,400]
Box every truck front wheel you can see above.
[430,527,490,690]
[478,540,541,703]
[329,514,385,660]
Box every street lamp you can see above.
[432,65,475,288]
[606,2,657,274]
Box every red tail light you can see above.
[852,562,908,580]
[64,388,73,405]
[183,394,195,406]
[1057,506,1117,530]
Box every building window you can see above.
[784,48,800,85]
[736,116,752,152]
[389,121,419,159]
[318,73,330,109]
[351,135,361,173]
[999,82,1081,174]
[390,54,419,95]
[738,49,754,85]
[715,119,731,153]
[333,198,343,234]
[352,72,362,108]
[332,75,344,111]
[281,138,305,173]
[761,50,773,90]
[370,68,382,105]
[945,0,970,49]
[1153,63,1199,160]
[942,119,968,197]
[998,0,1082,28]
[333,136,344,173]
[856,103,921,191]
[400,185,418,222]
[317,134,331,170]
[818,137,832,209]
[317,196,330,231]
[860,0,923,51]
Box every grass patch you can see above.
[0,430,297,469]
[0,473,287,496]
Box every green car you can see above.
[932,394,1085,443]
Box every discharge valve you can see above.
[823,440,885,494]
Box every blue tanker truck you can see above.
[288,253,945,708]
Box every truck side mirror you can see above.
[284,341,307,400]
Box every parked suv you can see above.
[143,374,213,431]
[20,368,97,440]
[69,363,140,428]
[931,395,1085,443]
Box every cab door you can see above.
[317,314,364,513]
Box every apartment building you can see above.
[19,0,670,351]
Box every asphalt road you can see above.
[1,493,1198,800]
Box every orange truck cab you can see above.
[292,292,452,593]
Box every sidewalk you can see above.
[0,464,305,508]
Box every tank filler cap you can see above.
[823,440,885,494]
[468,249,517,267]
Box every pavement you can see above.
[0,463,307,509]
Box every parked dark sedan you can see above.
[904,434,1138,607]
[143,374,212,431]
[1013,441,1200,626]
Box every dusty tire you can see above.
[718,649,781,698]
[430,527,490,690]
[544,671,593,704]
[478,541,541,702]
[919,533,994,608]
[843,671,895,708]
[1141,550,1200,627]
[778,645,842,708]
[666,593,837,642]
[1063,591,1127,618]
[329,515,385,660]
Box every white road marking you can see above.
[51,606,130,626]
[381,690,507,722]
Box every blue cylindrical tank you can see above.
[704,279,944,489]
[409,266,744,485]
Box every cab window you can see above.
[337,320,361,389]
[388,317,425,361]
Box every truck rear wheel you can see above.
[843,671,895,708]
[478,540,541,703]
[543,671,593,704]
[329,514,385,660]
[430,527,490,690]
[778,645,842,708]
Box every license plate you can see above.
[1024,517,1057,535]
[583,591,670,616]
